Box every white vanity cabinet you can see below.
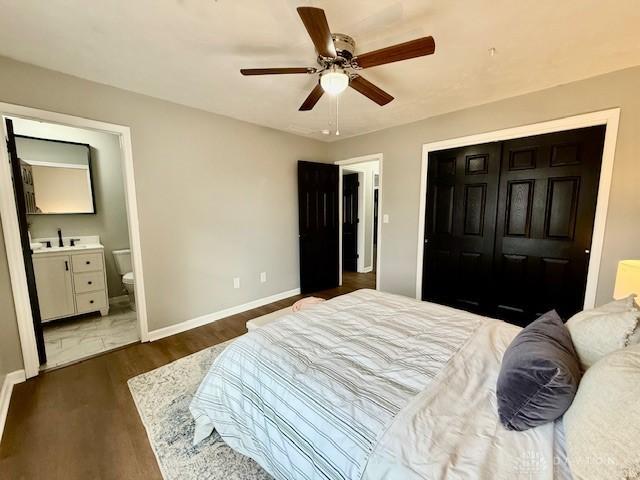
[33,247,109,322]
[32,255,75,320]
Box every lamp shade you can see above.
[320,70,349,95]
[613,260,640,299]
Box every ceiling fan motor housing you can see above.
[331,33,356,61]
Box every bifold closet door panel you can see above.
[422,142,501,313]
[493,126,606,325]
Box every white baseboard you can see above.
[362,266,373,273]
[148,288,301,341]
[0,370,26,443]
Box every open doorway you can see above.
[2,115,140,371]
[338,155,382,291]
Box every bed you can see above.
[190,289,571,479]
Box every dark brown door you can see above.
[373,188,379,246]
[493,126,605,324]
[342,173,358,272]
[5,118,47,364]
[422,126,605,326]
[298,161,339,293]
[422,142,501,314]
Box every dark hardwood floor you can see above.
[0,271,375,480]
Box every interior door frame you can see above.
[0,102,150,379]
[336,153,383,290]
[415,108,621,308]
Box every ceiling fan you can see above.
[240,6,436,111]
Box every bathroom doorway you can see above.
[1,112,143,371]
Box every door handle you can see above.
[64,260,69,271]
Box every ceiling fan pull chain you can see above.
[336,95,340,136]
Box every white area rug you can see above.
[128,341,272,480]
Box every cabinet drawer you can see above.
[74,271,105,294]
[72,253,103,273]
[75,291,107,314]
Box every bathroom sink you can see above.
[52,244,91,250]
[31,236,103,254]
[31,243,103,254]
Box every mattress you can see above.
[190,289,567,479]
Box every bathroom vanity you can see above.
[32,236,109,322]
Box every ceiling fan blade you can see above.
[297,7,337,58]
[299,83,324,111]
[240,67,316,76]
[349,75,394,106]
[352,36,435,69]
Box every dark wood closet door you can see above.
[493,126,605,324]
[342,173,358,272]
[298,161,339,294]
[422,142,501,313]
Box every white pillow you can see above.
[564,344,640,479]
[566,296,640,370]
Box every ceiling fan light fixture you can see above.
[320,69,349,95]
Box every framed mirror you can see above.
[16,135,96,215]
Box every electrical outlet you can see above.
[260,272,267,283]
[233,277,240,289]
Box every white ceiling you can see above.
[1,0,639,141]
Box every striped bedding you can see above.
[189,289,487,479]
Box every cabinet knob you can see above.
[86,261,91,265]
[89,300,94,304]
[88,281,92,285]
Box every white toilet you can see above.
[112,249,136,311]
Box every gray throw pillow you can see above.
[497,310,581,431]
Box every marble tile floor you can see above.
[42,300,140,370]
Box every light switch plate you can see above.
[260,272,267,283]
[233,277,240,289]
[383,214,389,224]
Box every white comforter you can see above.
[364,319,558,479]
[190,289,563,480]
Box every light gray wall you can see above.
[0,222,23,381]
[12,120,129,297]
[329,66,640,307]
[0,55,328,348]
